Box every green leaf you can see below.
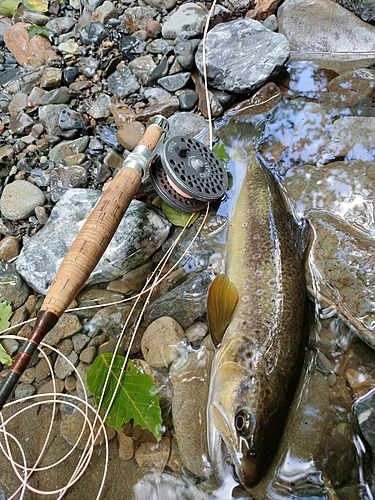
[27,24,53,41]
[0,302,12,332]
[161,200,200,228]
[0,344,12,366]
[86,353,162,440]
[213,141,229,167]
[0,0,20,17]
[23,0,48,12]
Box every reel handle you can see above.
[0,116,168,411]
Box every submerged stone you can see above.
[16,189,170,294]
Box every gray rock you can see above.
[158,72,191,92]
[40,88,70,105]
[88,93,112,119]
[59,108,86,130]
[78,57,99,78]
[167,112,207,138]
[121,6,156,32]
[354,388,375,455]
[9,112,35,135]
[46,15,77,35]
[15,382,36,400]
[0,261,30,308]
[145,272,214,329]
[39,104,68,135]
[0,180,45,221]
[54,350,79,379]
[142,0,176,9]
[169,348,213,478]
[48,136,90,162]
[43,313,82,346]
[161,3,207,39]
[1,338,19,356]
[128,55,156,85]
[146,38,174,55]
[91,0,118,25]
[178,91,199,111]
[79,345,97,363]
[16,191,170,294]
[195,19,289,94]
[262,14,277,31]
[72,333,90,353]
[334,0,375,23]
[174,39,200,71]
[79,22,108,45]
[50,166,88,202]
[278,0,375,53]
[107,66,140,99]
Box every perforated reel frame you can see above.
[149,136,228,213]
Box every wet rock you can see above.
[65,375,76,391]
[40,88,70,105]
[191,71,223,118]
[145,272,213,329]
[16,192,170,294]
[0,180,45,221]
[354,388,375,455]
[174,39,200,71]
[78,57,99,78]
[162,3,207,39]
[0,236,20,261]
[62,66,79,85]
[118,426,135,460]
[134,436,171,472]
[167,111,207,137]
[107,66,140,98]
[3,23,53,67]
[48,136,90,162]
[195,18,289,94]
[121,6,156,33]
[79,22,108,45]
[330,117,375,160]
[75,288,124,320]
[185,322,208,343]
[43,313,82,346]
[224,81,282,120]
[59,108,86,130]
[9,92,27,116]
[169,347,213,478]
[100,126,123,151]
[0,261,30,308]
[88,93,112,119]
[135,96,179,122]
[46,15,77,35]
[50,166,88,202]
[305,211,375,350]
[116,122,145,150]
[141,316,188,368]
[278,0,375,53]
[158,72,191,92]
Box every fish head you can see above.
[208,356,269,488]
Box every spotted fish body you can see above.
[207,149,306,488]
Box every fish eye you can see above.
[235,409,252,435]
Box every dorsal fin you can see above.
[207,274,239,347]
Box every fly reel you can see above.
[149,136,228,213]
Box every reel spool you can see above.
[149,136,228,212]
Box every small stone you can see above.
[118,426,135,460]
[64,375,76,392]
[79,345,97,364]
[116,122,145,151]
[43,314,82,346]
[9,112,35,135]
[88,93,112,119]
[48,136,90,162]
[37,378,65,403]
[150,56,169,81]
[72,333,90,353]
[107,66,140,99]
[158,72,191,92]
[135,96,179,122]
[40,67,62,89]
[121,6,156,33]
[141,316,187,368]
[61,408,116,448]
[185,321,208,342]
[146,20,161,39]
[167,111,207,137]
[34,206,49,225]
[35,357,52,381]
[59,108,86,131]
[79,22,108,46]
[128,55,156,85]
[54,350,79,379]
[178,90,199,111]
[0,236,20,260]
[161,3,207,39]
[15,382,36,400]
[50,166,88,203]
[144,87,172,105]
[134,436,170,472]
[91,0,118,25]
[39,103,68,135]
[40,88,70,105]
[19,366,36,384]
[0,261,30,309]
[1,338,19,356]
[0,180,45,221]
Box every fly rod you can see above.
[0,115,169,411]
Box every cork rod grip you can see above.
[41,166,141,316]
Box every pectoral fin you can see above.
[207,274,239,347]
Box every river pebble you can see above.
[134,436,171,472]
[0,180,45,221]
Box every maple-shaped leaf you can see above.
[86,353,162,440]
[0,0,20,17]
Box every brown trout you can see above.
[207,148,306,488]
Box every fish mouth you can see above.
[208,402,243,482]
[208,402,263,488]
